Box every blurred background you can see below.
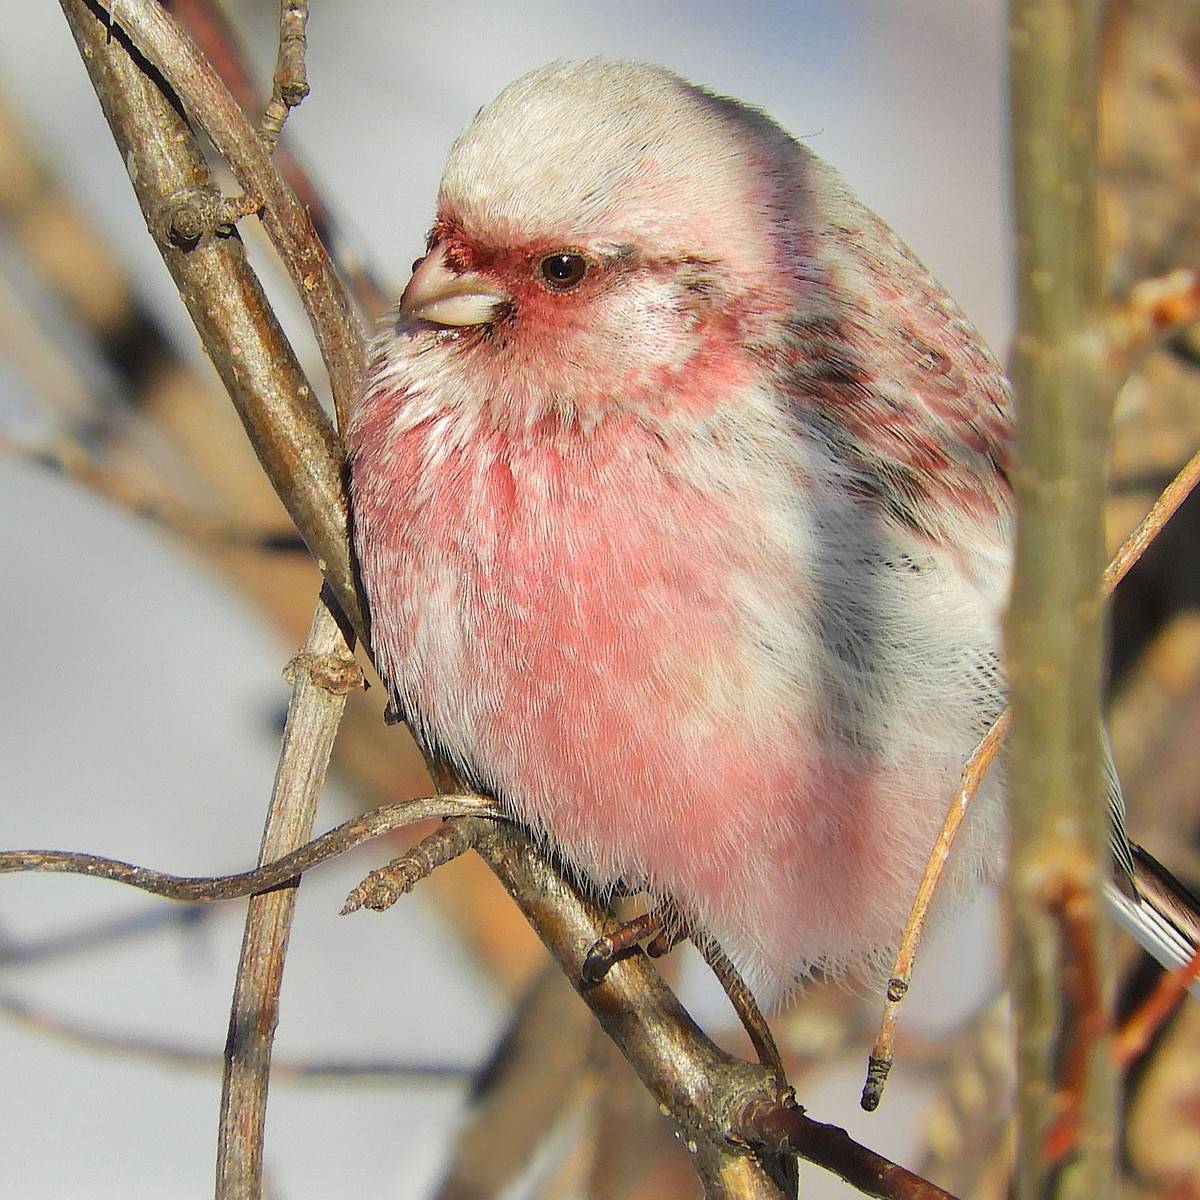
[1,2,1197,1197]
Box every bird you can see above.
[347,59,1196,1000]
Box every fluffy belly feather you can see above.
[350,389,1006,994]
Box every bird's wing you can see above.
[778,195,1013,545]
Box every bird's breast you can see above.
[359,402,801,722]
[349,376,1008,987]
[351,385,831,856]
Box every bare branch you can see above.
[469,816,962,1198]
[164,0,391,317]
[0,993,471,1083]
[1105,446,1200,592]
[1007,3,1120,1197]
[741,1099,959,1200]
[0,430,303,553]
[0,793,502,900]
[0,904,213,967]
[1,794,960,1196]
[692,930,787,1084]
[217,601,358,1198]
[58,0,360,640]
[1113,941,1200,1065]
[88,0,365,427]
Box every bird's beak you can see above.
[399,244,508,327]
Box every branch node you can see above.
[152,188,261,249]
[282,648,363,695]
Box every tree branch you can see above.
[1006,2,1120,1196]
[89,0,364,427]
[0,992,471,1083]
[59,0,360,641]
[0,794,501,900]
[216,599,359,1199]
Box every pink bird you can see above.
[348,59,1010,998]
[348,60,1181,999]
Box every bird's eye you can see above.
[538,253,588,291]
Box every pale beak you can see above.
[399,244,508,327]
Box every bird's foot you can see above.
[581,902,685,984]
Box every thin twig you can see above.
[50,26,774,1191]
[259,0,308,152]
[863,711,1010,1109]
[0,431,303,553]
[870,439,1200,1103]
[0,903,213,966]
[165,0,390,317]
[0,993,472,1083]
[692,930,788,1085]
[92,0,365,428]
[0,793,502,900]
[1104,446,1200,592]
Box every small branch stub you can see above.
[342,819,478,914]
[153,187,261,249]
[282,647,363,695]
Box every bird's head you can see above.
[390,60,811,430]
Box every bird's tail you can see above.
[1105,737,1200,996]
[1106,843,1200,998]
